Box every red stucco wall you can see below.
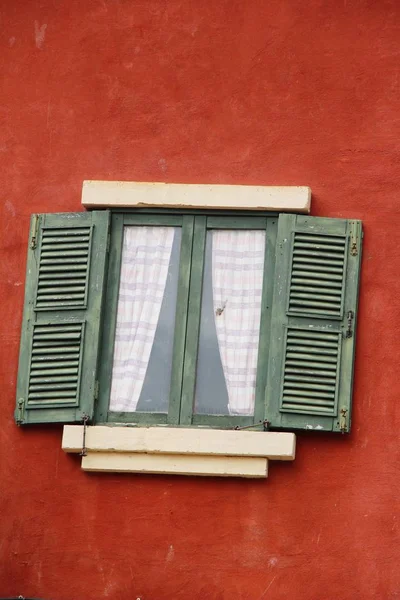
[1,2,400,598]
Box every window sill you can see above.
[62,426,296,478]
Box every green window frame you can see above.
[96,211,277,429]
[15,209,362,433]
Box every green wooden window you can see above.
[15,210,362,433]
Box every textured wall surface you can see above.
[1,1,400,598]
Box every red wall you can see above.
[1,2,400,598]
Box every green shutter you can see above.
[15,211,110,425]
[265,214,362,433]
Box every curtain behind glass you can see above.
[212,230,265,416]
[110,226,175,412]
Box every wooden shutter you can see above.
[265,214,362,433]
[15,211,110,425]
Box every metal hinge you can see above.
[339,408,348,434]
[16,398,25,425]
[349,221,360,257]
[30,214,39,250]
[345,310,354,338]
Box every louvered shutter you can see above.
[15,211,110,425]
[265,214,362,433]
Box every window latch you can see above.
[234,420,270,431]
[80,414,90,457]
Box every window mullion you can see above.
[179,215,207,425]
[167,215,195,425]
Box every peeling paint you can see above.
[34,21,47,49]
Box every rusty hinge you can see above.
[339,408,348,434]
[345,310,354,338]
[16,398,25,425]
[30,214,40,250]
[349,221,360,257]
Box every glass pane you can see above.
[109,226,181,413]
[195,229,266,416]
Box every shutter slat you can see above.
[287,345,338,356]
[291,277,342,288]
[290,292,342,302]
[40,257,88,264]
[37,293,85,302]
[29,383,77,391]
[37,286,86,295]
[39,271,87,280]
[30,375,80,384]
[293,250,344,260]
[289,299,341,310]
[285,374,336,384]
[291,269,344,282]
[281,403,335,413]
[285,367,337,378]
[41,242,90,250]
[293,256,345,268]
[286,361,337,371]
[42,227,90,237]
[39,266,88,273]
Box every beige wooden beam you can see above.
[81,452,268,478]
[82,181,311,213]
[62,425,295,460]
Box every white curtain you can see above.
[212,230,265,416]
[109,226,174,412]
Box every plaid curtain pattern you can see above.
[212,230,265,416]
[109,226,175,412]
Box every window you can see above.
[96,213,274,429]
[15,208,362,435]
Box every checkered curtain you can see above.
[109,226,175,412]
[212,230,265,416]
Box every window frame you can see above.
[95,209,279,429]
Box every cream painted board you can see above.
[82,181,311,213]
[81,452,268,478]
[63,426,296,460]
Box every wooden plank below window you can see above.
[62,425,296,460]
[81,452,269,478]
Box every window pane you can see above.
[195,229,266,416]
[109,226,181,413]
